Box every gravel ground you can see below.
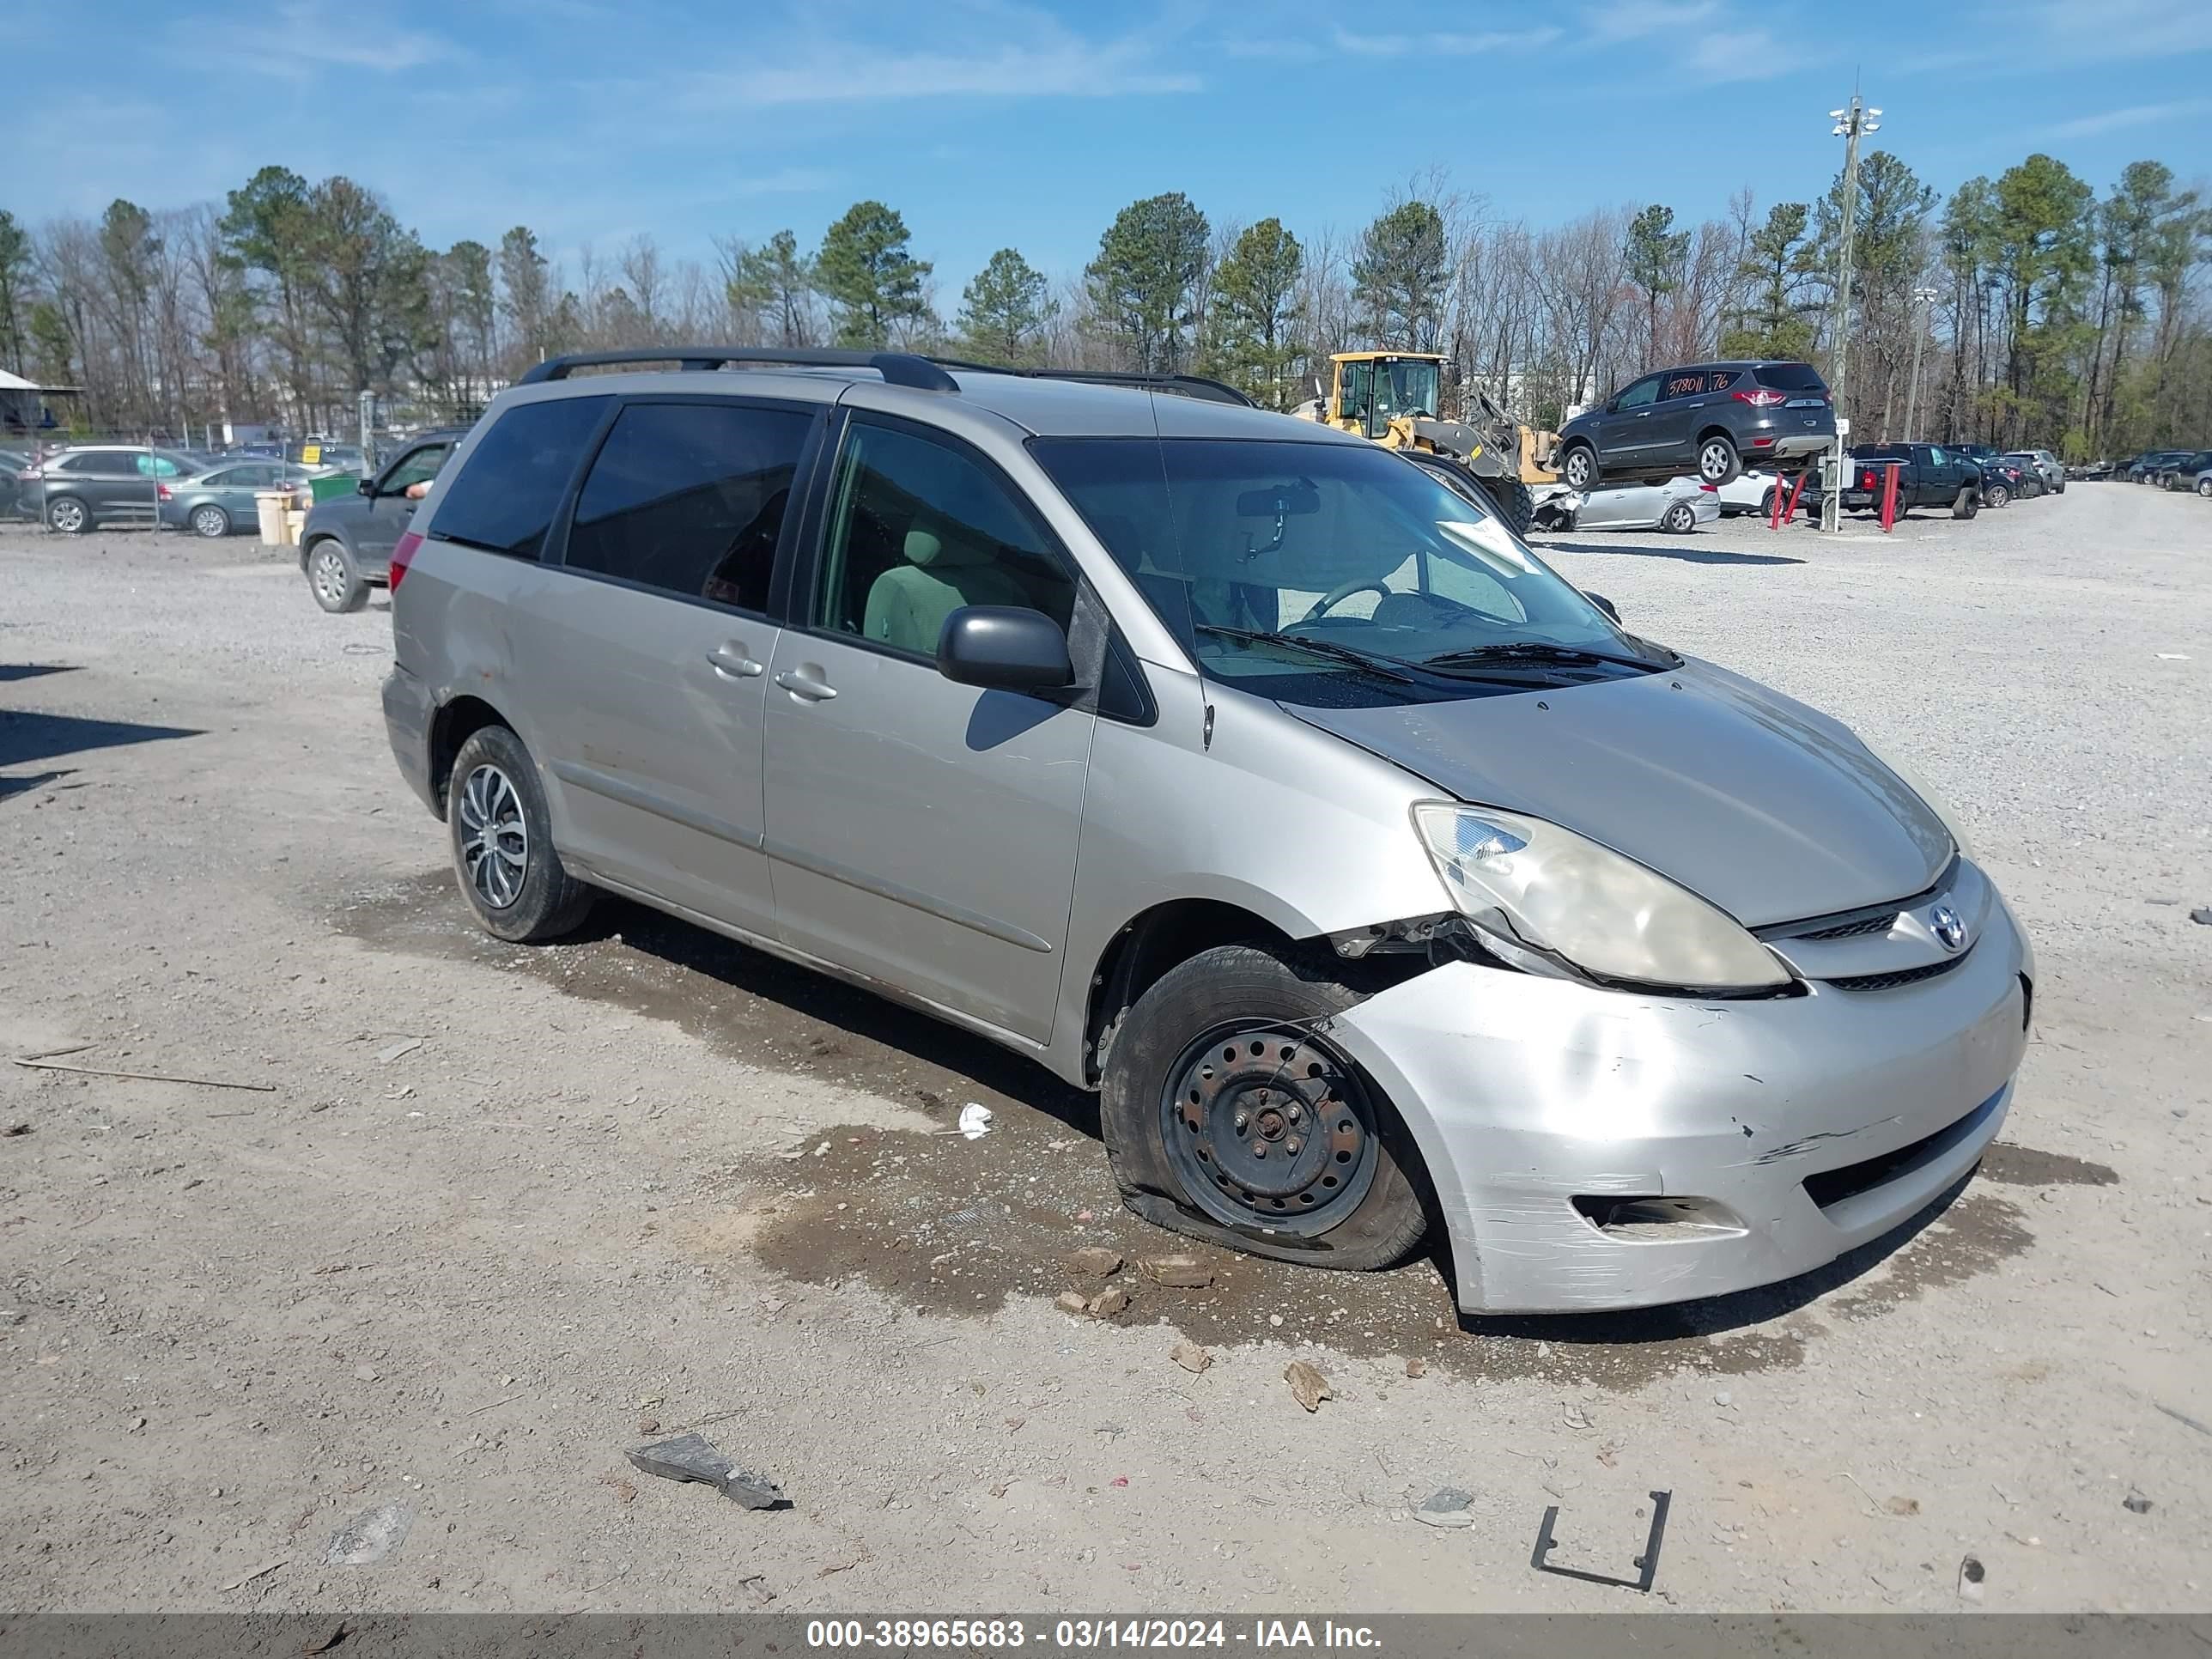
[0,486,2207,1614]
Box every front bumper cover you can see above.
[1326,900,2031,1314]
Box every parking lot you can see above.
[1,485,2207,1613]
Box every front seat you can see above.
[862,526,1032,656]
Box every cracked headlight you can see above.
[1412,802,1790,993]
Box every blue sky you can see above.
[19,0,2210,298]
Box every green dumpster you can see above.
[307,471,361,503]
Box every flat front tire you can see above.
[1099,944,1428,1273]
[1952,488,1978,520]
[446,725,594,944]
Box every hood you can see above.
[1286,659,1952,927]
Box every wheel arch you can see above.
[1083,898,1300,1087]
[428,694,515,817]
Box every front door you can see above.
[360,440,455,562]
[520,396,817,939]
[1599,374,1663,469]
[762,411,1093,1043]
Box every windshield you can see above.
[1374,359,1440,420]
[1030,436,1665,705]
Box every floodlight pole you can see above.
[1904,285,1939,441]
[1822,92,1880,532]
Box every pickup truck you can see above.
[1803,443,1983,519]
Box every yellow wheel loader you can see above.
[1299,351,1553,537]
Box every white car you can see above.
[1712,467,1790,517]
[1568,475,1723,534]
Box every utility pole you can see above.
[1904,284,1938,440]
[1822,93,1880,532]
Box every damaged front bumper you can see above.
[1325,903,2032,1315]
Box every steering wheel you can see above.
[1299,580,1393,625]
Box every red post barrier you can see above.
[1778,469,1810,527]
[1880,462,1900,532]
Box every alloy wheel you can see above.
[310,545,349,608]
[191,506,227,538]
[457,763,529,910]
[1159,1022,1380,1236]
[1699,441,1732,482]
[48,499,85,534]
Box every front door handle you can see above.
[707,644,765,678]
[774,668,838,702]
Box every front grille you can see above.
[1796,912,1898,941]
[1802,1088,2005,1212]
[1826,957,1966,993]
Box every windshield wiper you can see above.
[1422,641,1671,674]
[1192,624,1423,684]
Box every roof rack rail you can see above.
[931,360,1255,408]
[516,347,957,392]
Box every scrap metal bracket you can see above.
[1530,1489,1671,1593]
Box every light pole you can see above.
[1904,284,1938,441]
[1821,94,1880,532]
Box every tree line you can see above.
[2,149,2204,459]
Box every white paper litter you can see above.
[957,1103,994,1139]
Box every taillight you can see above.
[1699,483,1717,492]
[1861,471,1877,489]
[1733,388,1788,408]
[389,530,423,593]
[156,483,172,501]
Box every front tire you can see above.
[1099,944,1428,1273]
[1952,488,1979,520]
[2197,477,2212,499]
[1479,474,1535,538]
[305,538,368,613]
[1560,443,1598,492]
[46,495,88,535]
[190,504,230,538]
[1696,433,1741,486]
[446,726,594,944]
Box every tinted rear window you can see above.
[431,398,608,559]
[566,401,813,611]
[1753,362,1827,392]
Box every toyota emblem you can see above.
[1930,902,1967,953]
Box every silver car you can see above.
[2004,449,2066,494]
[381,349,2032,1316]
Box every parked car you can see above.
[1802,444,1984,518]
[380,345,2032,1316]
[2004,450,2064,493]
[288,440,369,474]
[2126,450,2191,483]
[1569,476,1722,533]
[1556,360,1835,492]
[23,445,204,533]
[157,459,320,537]
[1710,465,1790,518]
[1952,445,2028,504]
[298,427,466,611]
[0,445,32,519]
[2157,449,2212,489]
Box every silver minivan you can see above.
[382,349,2033,1316]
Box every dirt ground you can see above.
[1,485,2207,1614]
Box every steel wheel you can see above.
[190,504,229,538]
[1159,1022,1380,1236]
[456,763,529,910]
[310,544,350,608]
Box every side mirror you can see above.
[1586,592,1621,624]
[937,606,1074,693]
[356,477,375,496]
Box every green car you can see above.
[157,459,323,537]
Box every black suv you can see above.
[1556,361,1835,490]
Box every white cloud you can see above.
[1328,25,1563,58]
[1582,0,1721,43]
[1683,27,1802,83]
[2044,98,2212,139]
[272,0,451,70]
[2006,0,2212,62]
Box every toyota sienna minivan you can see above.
[382,348,2031,1315]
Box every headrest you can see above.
[905,526,992,568]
